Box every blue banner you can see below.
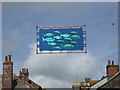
[36,26,86,54]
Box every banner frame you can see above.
[36,25,87,54]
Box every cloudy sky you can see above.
[1,0,120,2]
[1,1,119,88]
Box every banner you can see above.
[36,25,87,54]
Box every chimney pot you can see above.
[5,56,7,61]
[108,60,110,65]
[112,60,114,65]
[7,56,9,61]
[8,53,12,61]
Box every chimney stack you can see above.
[19,68,29,81]
[106,60,119,79]
[2,53,13,88]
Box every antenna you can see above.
[76,72,78,82]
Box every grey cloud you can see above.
[23,43,104,88]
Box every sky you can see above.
[1,1,119,88]
[0,1,2,73]
[1,0,120,2]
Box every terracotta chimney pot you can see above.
[112,60,114,65]
[108,60,110,65]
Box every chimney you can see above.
[108,60,110,65]
[2,54,13,89]
[19,68,29,81]
[106,60,119,79]
[85,78,91,82]
[112,60,114,65]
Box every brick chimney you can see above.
[2,53,13,88]
[106,60,119,79]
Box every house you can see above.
[72,78,100,90]
[0,53,43,90]
[97,60,120,89]
[72,60,120,90]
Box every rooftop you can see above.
[72,79,100,87]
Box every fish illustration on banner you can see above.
[36,25,87,54]
[42,31,80,49]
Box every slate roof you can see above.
[98,72,120,88]
[90,76,108,88]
